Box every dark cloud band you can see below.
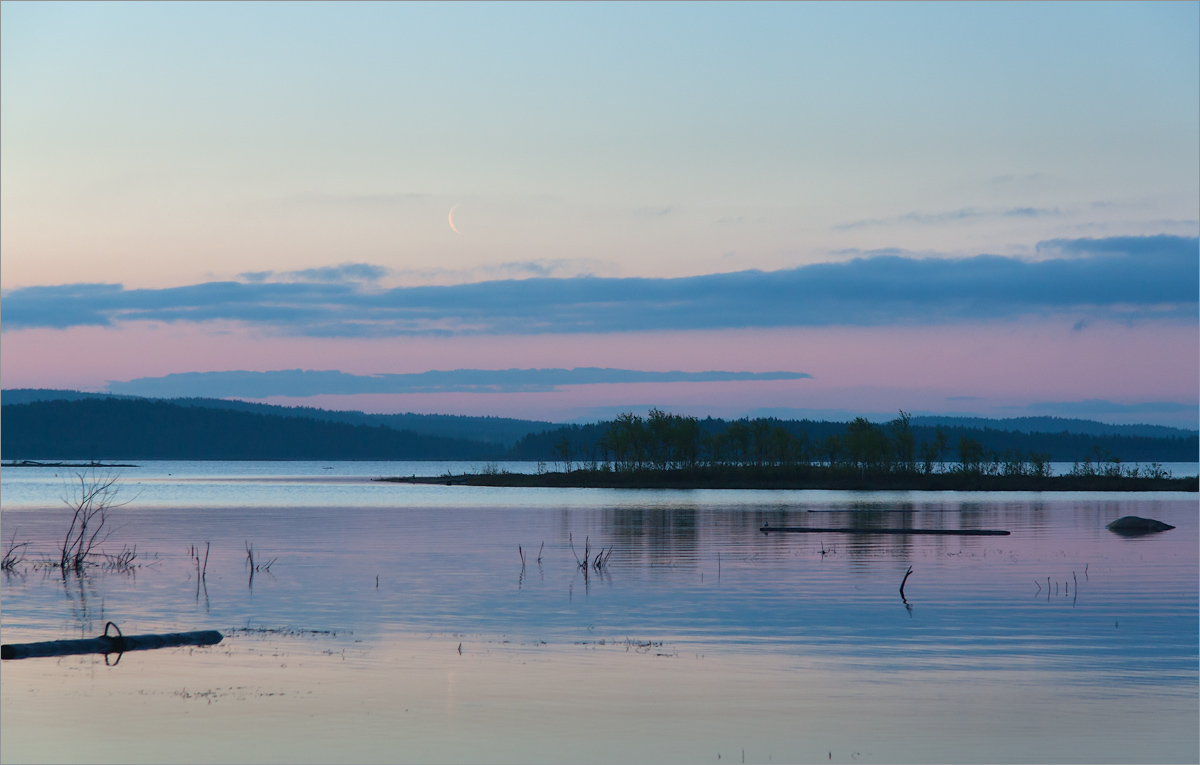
[3,235,1195,336]
[107,368,814,398]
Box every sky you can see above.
[2,2,1197,426]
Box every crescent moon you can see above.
[448,205,460,234]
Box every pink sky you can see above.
[3,318,1194,424]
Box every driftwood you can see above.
[1,622,222,660]
[760,526,1009,536]
[900,566,914,600]
[1,461,139,468]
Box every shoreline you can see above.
[378,468,1199,492]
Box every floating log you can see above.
[2,622,222,661]
[760,526,1010,536]
[1,460,139,468]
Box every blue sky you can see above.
[4,2,1196,288]
[106,368,813,398]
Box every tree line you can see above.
[3,398,1194,465]
[516,409,1192,474]
[1,399,506,461]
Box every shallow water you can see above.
[2,462,1197,763]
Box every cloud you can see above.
[635,205,674,217]
[1003,207,1057,218]
[106,368,814,398]
[988,173,1051,185]
[1,283,125,329]
[834,206,1061,230]
[471,259,612,279]
[828,247,931,257]
[386,259,619,285]
[283,192,432,208]
[239,262,390,284]
[3,235,1195,337]
[1034,234,1197,258]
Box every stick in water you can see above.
[900,566,913,600]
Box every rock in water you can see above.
[1106,516,1175,535]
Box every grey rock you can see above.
[1106,516,1175,535]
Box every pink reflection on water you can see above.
[1,485,1196,763]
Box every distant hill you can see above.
[909,415,1197,439]
[901,423,1197,463]
[7,389,1197,444]
[2,390,1197,463]
[1,389,554,447]
[1,389,142,405]
[1,398,505,461]
[161,398,554,447]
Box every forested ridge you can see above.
[1,397,1196,463]
[1,389,551,446]
[1,399,505,460]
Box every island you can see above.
[378,466,1198,492]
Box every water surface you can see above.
[2,462,1196,763]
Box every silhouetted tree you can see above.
[956,435,985,473]
[934,428,948,472]
[889,410,915,473]
[822,434,843,466]
[846,418,893,474]
[554,435,573,472]
[1028,451,1051,477]
[726,421,752,465]
[919,441,939,474]
[767,425,797,466]
[645,409,672,468]
[672,414,702,467]
[749,419,773,466]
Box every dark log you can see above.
[760,526,1009,536]
[2,623,222,660]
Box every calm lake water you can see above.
[2,461,1197,764]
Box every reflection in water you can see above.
[610,507,700,562]
[899,564,914,611]
[188,543,211,611]
[1,470,1196,764]
[57,569,130,640]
